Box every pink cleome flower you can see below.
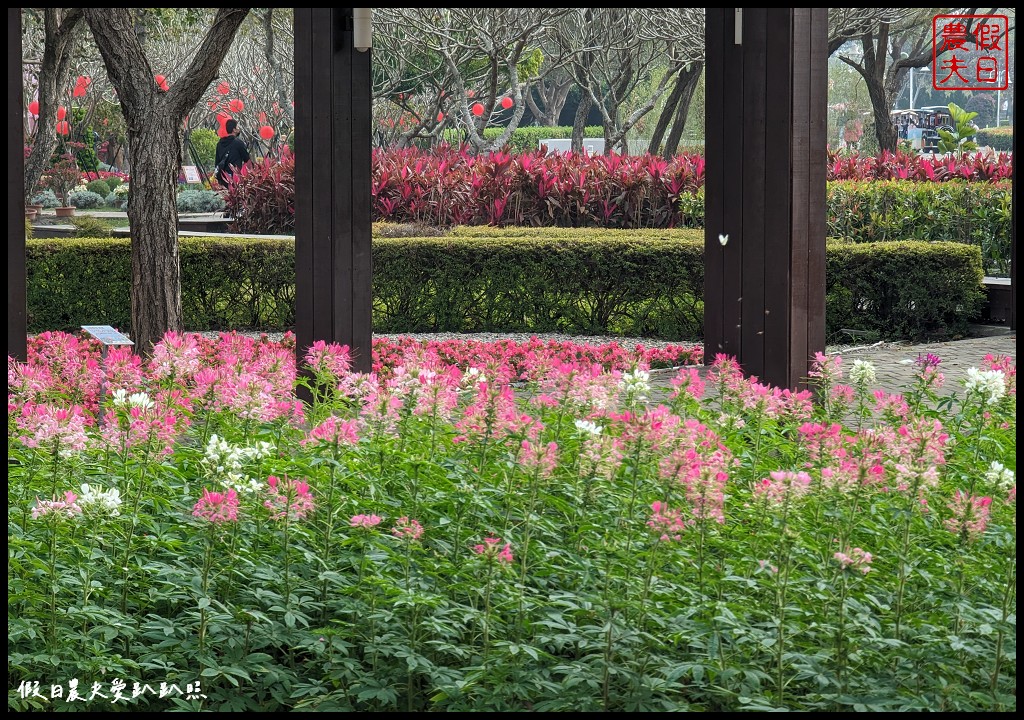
[192,488,240,524]
[350,513,383,529]
[391,516,424,541]
[944,490,992,541]
[264,475,316,521]
[32,491,83,520]
[834,547,873,574]
[473,536,514,564]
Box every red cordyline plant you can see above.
[826,149,1013,183]
[371,146,706,229]
[222,147,296,234]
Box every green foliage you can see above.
[85,179,112,196]
[69,216,113,238]
[177,189,226,214]
[104,192,128,211]
[30,189,60,209]
[27,231,983,342]
[68,190,105,209]
[70,108,99,174]
[976,126,1013,152]
[826,180,1012,275]
[189,128,220,171]
[937,102,979,157]
[443,125,605,153]
[104,175,124,191]
[826,240,983,341]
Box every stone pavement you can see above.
[648,333,1016,399]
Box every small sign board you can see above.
[183,165,202,184]
[81,325,134,346]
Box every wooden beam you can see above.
[704,8,827,388]
[294,8,373,374]
[9,8,27,361]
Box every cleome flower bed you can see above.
[8,332,1016,711]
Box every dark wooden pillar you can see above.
[294,8,373,372]
[704,8,827,388]
[9,8,27,361]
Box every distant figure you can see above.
[215,119,250,188]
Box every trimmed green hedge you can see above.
[826,180,1011,275]
[444,126,605,153]
[27,232,984,341]
[976,126,1012,152]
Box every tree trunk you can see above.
[571,92,592,152]
[647,68,686,156]
[866,72,898,152]
[24,9,83,200]
[527,76,572,126]
[127,117,184,353]
[86,7,250,353]
[662,64,703,158]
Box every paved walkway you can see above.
[648,333,1016,399]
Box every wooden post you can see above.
[294,8,373,373]
[704,8,827,388]
[9,8,27,361]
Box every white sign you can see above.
[539,138,605,156]
[183,165,202,184]
[81,325,133,346]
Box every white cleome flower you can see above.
[984,461,1015,490]
[848,359,877,388]
[964,367,1006,405]
[79,483,122,516]
[111,388,129,406]
[574,419,602,436]
[127,392,155,410]
[619,370,651,404]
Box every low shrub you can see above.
[827,180,1012,275]
[189,127,220,171]
[68,190,105,209]
[104,175,124,191]
[85,179,112,197]
[69,216,112,238]
[177,189,226,213]
[30,189,60,209]
[27,231,983,342]
[975,126,1013,152]
[104,192,128,211]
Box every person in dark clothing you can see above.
[215,119,250,187]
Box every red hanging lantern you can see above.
[501,96,514,109]
[259,125,275,140]
[208,100,219,111]
[471,103,484,117]
[56,106,67,121]
[56,120,70,136]
[467,90,475,98]
[73,85,86,98]
[28,100,39,116]
[217,81,231,95]
[258,111,267,124]
[436,111,445,123]
[216,112,232,138]
[229,98,245,113]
